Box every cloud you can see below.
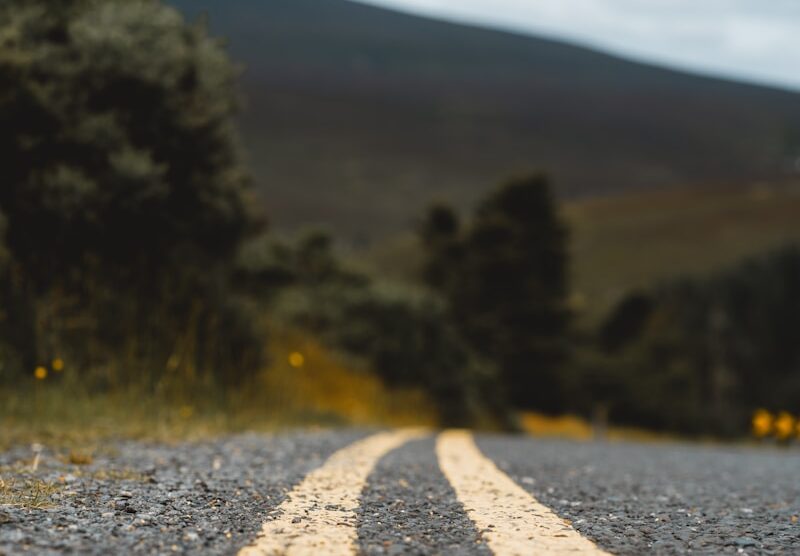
[358,0,800,90]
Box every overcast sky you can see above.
[359,0,800,91]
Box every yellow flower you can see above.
[52,358,64,372]
[751,409,773,438]
[288,352,305,368]
[774,412,795,441]
[34,366,48,380]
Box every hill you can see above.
[170,0,800,239]
[356,180,800,321]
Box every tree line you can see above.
[2,0,798,435]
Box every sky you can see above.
[359,0,800,91]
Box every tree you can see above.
[420,204,462,291]
[421,174,571,410]
[0,0,258,290]
[599,291,653,353]
[0,0,263,380]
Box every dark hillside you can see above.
[171,0,800,238]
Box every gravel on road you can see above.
[1,430,798,555]
[0,430,367,555]
[476,435,800,555]
[357,437,490,555]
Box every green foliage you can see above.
[420,204,462,291]
[0,0,256,289]
[421,174,571,411]
[238,230,506,426]
[598,292,653,353]
[328,286,498,427]
[585,245,800,435]
[0,0,263,386]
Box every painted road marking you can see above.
[239,429,427,556]
[437,430,611,555]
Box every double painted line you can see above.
[240,429,610,556]
[239,430,425,556]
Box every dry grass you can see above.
[0,391,227,452]
[519,412,596,440]
[565,181,800,322]
[0,324,438,451]
[519,411,682,443]
[254,326,438,428]
[0,476,60,509]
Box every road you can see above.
[0,429,798,555]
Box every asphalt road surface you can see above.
[1,429,798,555]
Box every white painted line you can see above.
[239,429,427,556]
[437,430,611,555]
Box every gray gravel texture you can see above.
[357,437,490,556]
[0,430,366,555]
[2,431,799,555]
[476,435,800,555]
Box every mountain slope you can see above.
[171,0,800,239]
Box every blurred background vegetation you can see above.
[2,0,800,443]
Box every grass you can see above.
[0,388,225,452]
[0,441,146,510]
[0,476,60,509]
[256,327,438,428]
[519,412,693,444]
[565,180,800,322]
[0,324,438,452]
